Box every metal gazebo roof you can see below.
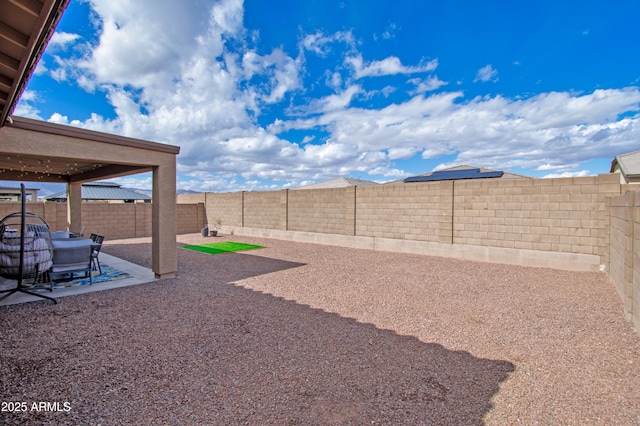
[45,182,151,202]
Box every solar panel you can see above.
[404,169,504,182]
[475,171,504,178]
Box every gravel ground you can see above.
[1,233,639,425]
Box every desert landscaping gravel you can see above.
[1,233,640,425]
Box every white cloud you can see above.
[50,67,67,82]
[543,170,591,178]
[377,22,398,40]
[300,30,356,57]
[112,175,153,189]
[79,0,235,87]
[49,32,81,48]
[536,163,578,171]
[12,91,41,119]
[408,76,448,94]
[301,85,362,114]
[242,48,303,103]
[388,146,421,160]
[346,55,438,79]
[474,64,498,82]
[278,88,640,175]
[33,60,48,76]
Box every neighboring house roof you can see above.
[45,182,151,201]
[610,150,640,183]
[293,177,379,190]
[386,164,531,185]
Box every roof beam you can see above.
[0,51,20,72]
[68,164,154,184]
[8,0,42,17]
[0,21,30,49]
[0,168,68,182]
[0,73,12,89]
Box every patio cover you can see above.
[0,0,179,278]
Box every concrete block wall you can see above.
[176,203,205,235]
[0,202,67,231]
[356,182,453,243]
[0,201,204,240]
[201,175,621,267]
[82,202,200,240]
[244,190,286,230]
[635,195,640,332]
[135,203,153,237]
[83,203,137,239]
[288,187,355,235]
[176,193,206,204]
[42,202,68,231]
[609,190,640,329]
[453,174,620,260]
[205,191,243,228]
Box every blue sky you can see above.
[11,0,640,194]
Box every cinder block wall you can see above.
[288,187,355,235]
[202,174,622,260]
[1,202,67,230]
[176,193,206,204]
[609,190,640,329]
[205,191,243,228]
[244,190,286,230]
[356,182,453,242]
[83,204,137,239]
[635,194,640,332]
[135,203,153,237]
[0,201,204,240]
[176,203,205,235]
[453,174,620,260]
[42,202,68,231]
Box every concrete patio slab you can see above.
[0,252,156,306]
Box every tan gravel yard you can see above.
[1,233,639,425]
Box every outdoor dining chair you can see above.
[89,233,104,275]
[49,238,93,286]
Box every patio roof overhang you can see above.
[0,0,180,279]
[0,116,179,183]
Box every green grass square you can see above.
[181,241,265,255]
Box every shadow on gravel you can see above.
[0,241,515,425]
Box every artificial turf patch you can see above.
[181,241,265,255]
